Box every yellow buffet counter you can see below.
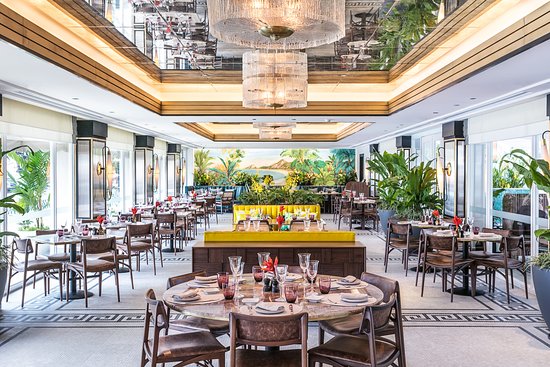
[203,230,355,242]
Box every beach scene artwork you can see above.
[193,148,356,186]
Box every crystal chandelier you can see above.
[242,50,308,109]
[207,0,345,49]
[253,122,296,140]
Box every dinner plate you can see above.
[255,306,285,314]
[172,294,200,302]
[337,280,361,286]
[286,273,302,281]
[341,296,369,303]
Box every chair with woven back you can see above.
[318,272,405,357]
[120,223,159,278]
[193,200,209,228]
[165,270,230,337]
[204,196,218,224]
[384,222,418,276]
[474,235,529,303]
[5,238,64,308]
[421,234,474,302]
[308,292,406,367]
[337,197,363,230]
[66,236,120,308]
[155,212,181,256]
[229,312,308,367]
[141,289,226,367]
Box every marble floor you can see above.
[0,214,548,366]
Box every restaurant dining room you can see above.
[1,0,550,366]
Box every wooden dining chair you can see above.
[155,212,181,256]
[66,236,120,308]
[5,238,64,308]
[384,222,418,276]
[120,223,160,278]
[165,270,230,337]
[318,272,404,355]
[308,295,406,367]
[141,289,226,367]
[229,311,308,367]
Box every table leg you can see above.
[64,243,93,300]
[447,241,485,296]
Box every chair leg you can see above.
[128,258,135,290]
[523,270,529,299]
[510,269,515,289]
[384,246,390,273]
[504,268,510,304]
[21,269,28,308]
[404,249,409,277]
[99,272,103,297]
[114,266,120,303]
[84,272,89,308]
[5,266,14,302]
[152,249,157,276]
[421,265,428,297]
[450,269,456,303]
[58,269,63,302]
[319,327,325,345]
[158,243,164,268]
[471,264,477,297]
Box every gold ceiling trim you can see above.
[162,101,389,116]
[177,122,371,142]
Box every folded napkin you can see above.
[256,303,284,312]
[340,275,358,284]
[478,233,495,237]
[437,230,453,235]
[341,293,369,302]
[173,290,198,301]
[195,275,217,282]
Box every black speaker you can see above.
[546,95,550,117]
[167,143,182,154]
[76,120,108,139]
[369,144,379,154]
[135,135,155,148]
[396,136,411,149]
[442,121,465,139]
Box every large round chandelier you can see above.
[207,0,345,49]
[242,50,308,109]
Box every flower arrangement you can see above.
[452,216,463,227]
[96,215,104,225]
[432,209,440,218]
[131,207,138,223]
[276,205,285,229]
[167,196,173,202]
[155,201,161,207]
[261,256,279,272]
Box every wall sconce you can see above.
[97,146,113,200]
[542,130,550,164]
[436,147,452,195]
[148,154,160,192]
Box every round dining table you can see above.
[163,274,384,322]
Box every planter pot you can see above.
[533,265,550,332]
[377,209,396,234]
[0,266,7,308]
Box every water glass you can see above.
[307,260,319,293]
[244,220,251,232]
[298,253,311,285]
[217,272,229,289]
[258,252,271,269]
[319,276,331,294]
[303,220,311,232]
[359,192,364,199]
[228,256,242,283]
[252,265,263,282]
[222,282,235,300]
[253,220,261,232]
[284,284,298,303]
[473,226,480,235]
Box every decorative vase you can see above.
[276,215,284,230]
[533,265,550,334]
[132,214,137,223]
[98,224,105,235]
[0,267,7,308]
[378,209,396,234]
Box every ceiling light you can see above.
[207,0,345,49]
[253,122,296,129]
[258,127,292,140]
[72,97,79,100]
[242,50,307,109]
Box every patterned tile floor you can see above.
[0,214,548,366]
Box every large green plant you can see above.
[397,160,442,220]
[367,151,411,210]
[194,149,214,175]
[0,144,29,269]
[281,149,326,174]
[493,152,525,197]
[8,150,50,229]
[239,188,323,206]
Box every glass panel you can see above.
[76,140,91,218]
[107,149,122,216]
[468,143,487,228]
[92,140,106,218]
[56,143,72,228]
[492,138,531,250]
[135,149,145,205]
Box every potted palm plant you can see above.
[367,151,411,231]
[397,160,442,220]
[507,149,550,331]
[0,143,29,307]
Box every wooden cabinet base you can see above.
[192,241,366,277]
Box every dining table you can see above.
[163,274,384,322]
[431,231,502,296]
[33,232,125,300]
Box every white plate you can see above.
[306,295,323,303]
[255,305,285,314]
[242,298,260,305]
[202,288,220,295]
[341,296,369,303]
[172,294,200,302]
[337,280,361,286]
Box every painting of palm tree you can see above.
[280,149,326,174]
[194,149,214,175]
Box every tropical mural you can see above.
[193,148,356,186]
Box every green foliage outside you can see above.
[493,152,525,197]
[371,0,439,70]
[0,143,29,269]
[8,150,50,230]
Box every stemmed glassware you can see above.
[298,253,311,285]
[228,256,242,287]
[303,220,311,232]
[257,252,271,278]
[307,260,319,294]
[253,220,261,232]
[275,264,288,285]
[317,220,324,231]
[466,217,474,232]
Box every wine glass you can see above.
[298,253,311,286]
[307,260,319,294]
[257,252,270,278]
[228,256,242,285]
[467,217,474,231]
[317,220,324,231]
[303,220,311,232]
[253,220,261,232]
[244,220,251,232]
[276,264,288,285]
